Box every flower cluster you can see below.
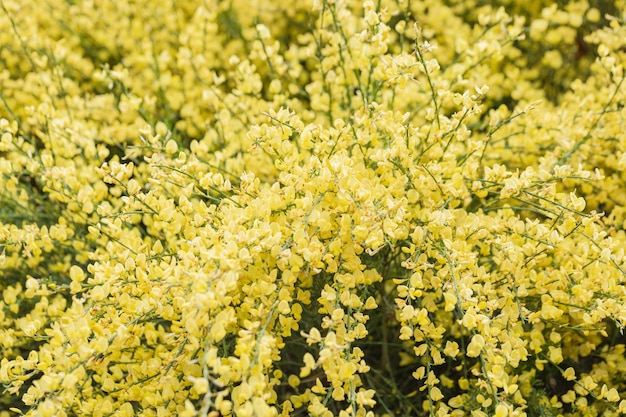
[1,1,626,417]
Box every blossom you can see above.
[1,1,626,417]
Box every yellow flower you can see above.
[562,367,576,381]
[494,403,508,417]
[466,334,485,358]
[69,265,85,282]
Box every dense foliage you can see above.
[1,0,626,416]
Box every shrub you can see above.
[1,1,626,416]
